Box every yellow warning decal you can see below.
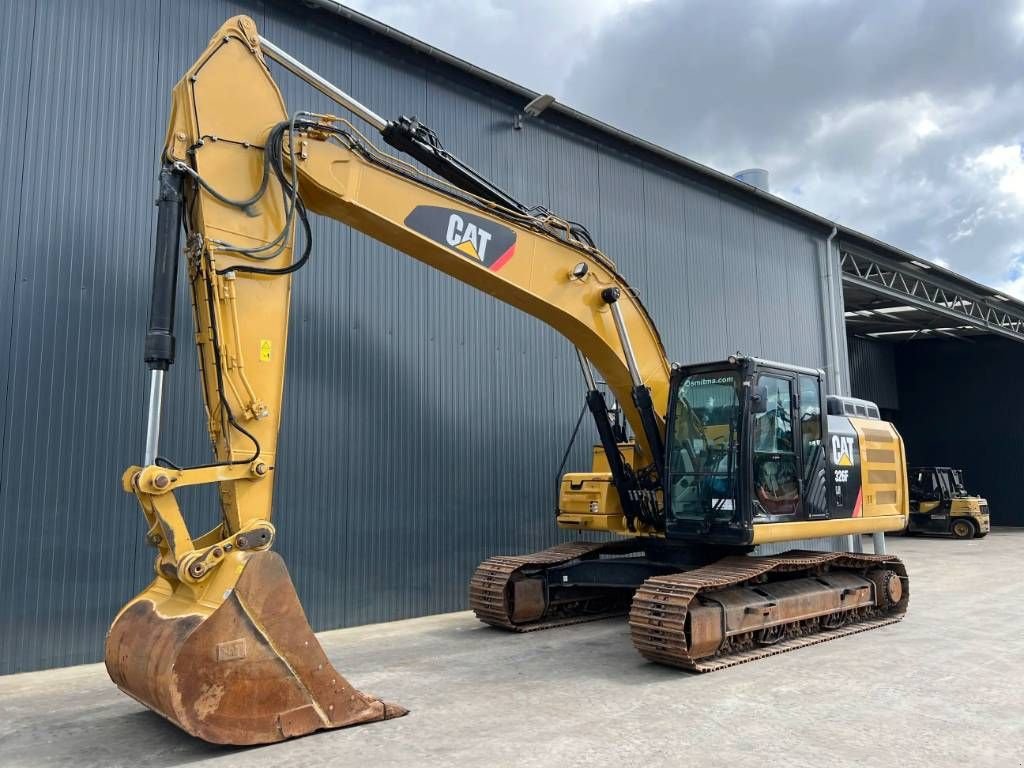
[259,339,272,362]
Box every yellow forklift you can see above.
[907,467,990,539]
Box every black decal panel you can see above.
[404,205,517,270]
[825,415,863,519]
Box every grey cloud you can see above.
[348,0,1024,293]
[343,0,614,93]
[563,0,1024,289]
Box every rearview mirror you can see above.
[751,384,768,414]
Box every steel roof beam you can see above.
[840,250,1024,343]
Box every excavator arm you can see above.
[106,16,671,744]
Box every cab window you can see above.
[752,375,799,516]
[667,371,742,523]
[797,374,823,471]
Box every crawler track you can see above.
[629,550,909,671]
[471,542,909,671]
[469,541,639,631]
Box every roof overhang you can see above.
[840,244,1024,344]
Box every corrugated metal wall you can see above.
[0,0,836,673]
[892,337,1023,526]
[847,336,900,410]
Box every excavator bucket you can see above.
[105,551,406,745]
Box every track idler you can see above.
[105,551,406,745]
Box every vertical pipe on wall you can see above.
[820,226,845,396]
[820,229,843,558]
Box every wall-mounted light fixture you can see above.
[514,94,556,130]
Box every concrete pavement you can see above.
[1,531,1022,767]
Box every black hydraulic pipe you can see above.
[144,165,184,371]
[381,118,597,246]
[586,388,642,531]
[381,117,530,215]
[631,385,666,483]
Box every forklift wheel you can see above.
[951,519,976,539]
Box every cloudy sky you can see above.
[346,0,1024,297]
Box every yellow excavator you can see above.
[107,16,910,745]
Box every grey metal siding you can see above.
[847,336,900,410]
[0,1,36,485]
[0,0,833,673]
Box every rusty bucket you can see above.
[105,551,406,744]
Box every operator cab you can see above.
[909,467,966,501]
[664,356,834,546]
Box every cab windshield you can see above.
[667,371,742,524]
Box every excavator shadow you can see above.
[117,710,251,765]
[466,614,884,688]
[83,697,398,766]
[464,617,699,686]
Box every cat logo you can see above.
[831,435,855,467]
[445,213,491,261]
[404,205,517,271]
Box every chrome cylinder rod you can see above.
[258,35,388,132]
[607,297,643,388]
[575,348,598,391]
[143,370,165,466]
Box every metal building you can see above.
[842,248,1024,527]
[0,0,1016,674]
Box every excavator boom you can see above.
[108,16,673,744]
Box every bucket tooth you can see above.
[105,551,407,745]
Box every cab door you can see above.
[797,374,829,519]
[751,373,802,520]
[926,471,953,532]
